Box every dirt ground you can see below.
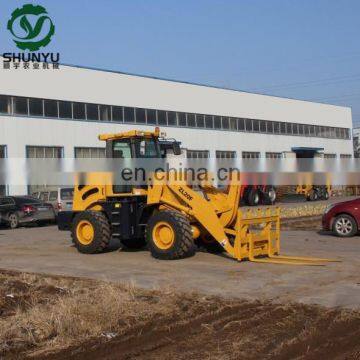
[0,217,360,309]
[0,270,360,360]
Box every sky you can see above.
[1,0,360,126]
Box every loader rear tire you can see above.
[147,210,195,260]
[262,186,276,205]
[247,188,260,206]
[71,211,111,254]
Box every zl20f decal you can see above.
[179,187,193,201]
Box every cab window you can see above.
[136,138,158,158]
[113,141,132,158]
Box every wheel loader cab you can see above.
[106,136,160,159]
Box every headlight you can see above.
[324,204,335,214]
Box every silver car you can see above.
[32,187,74,215]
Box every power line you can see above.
[247,74,360,91]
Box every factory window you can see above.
[187,150,210,159]
[309,125,316,136]
[266,152,282,159]
[253,119,260,132]
[178,112,186,127]
[0,95,11,114]
[124,107,135,123]
[222,117,230,130]
[259,120,266,133]
[196,114,205,128]
[274,122,281,134]
[26,146,63,158]
[86,103,99,121]
[298,124,305,136]
[29,98,43,116]
[245,119,252,131]
[266,121,274,133]
[0,145,6,158]
[167,111,177,126]
[13,97,28,115]
[216,150,237,159]
[205,115,213,129]
[345,128,351,139]
[0,145,6,196]
[340,154,352,158]
[74,147,106,158]
[330,127,336,138]
[100,105,111,121]
[158,110,167,125]
[73,102,85,120]
[135,108,146,124]
[242,151,260,159]
[229,117,237,131]
[44,100,58,117]
[59,101,72,119]
[214,116,221,129]
[280,122,286,134]
[286,123,292,135]
[238,118,245,131]
[187,113,196,127]
[147,109,157,125]
[324,153,336,158]
[0,94,352,142]
[292,123,299,135]
[112,106,123,122]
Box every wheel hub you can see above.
[335,218,352,235]
[76,220,95,245]
[152,221,175,250]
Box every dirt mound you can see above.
[1,270,359,360]
[46,302,360,360]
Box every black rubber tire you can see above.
[121,238,146,249]
[71,211,111,254]
[332,214,357,238]
[307,189,318,202]
[246,188,260,206]
[8,213,19,229]
[147,210,195,260]
[262,186,276,205]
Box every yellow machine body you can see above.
[67,128,335,265]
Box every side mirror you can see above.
[173,142,181,156]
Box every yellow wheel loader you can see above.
[296,185,331,201]
[58,128,334,265]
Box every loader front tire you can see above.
[72,211,111,254]
[147,211,195,260]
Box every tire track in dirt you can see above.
[44,301,360,360]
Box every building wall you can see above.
[0,61,354,194]
[0,62,352,128]
[0,115,353,159]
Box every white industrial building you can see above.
[0,60,354,195]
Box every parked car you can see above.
[0,196,55,229]
[32,187,74,215]
[322,198,360,237]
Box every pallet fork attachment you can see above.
[227,208,339,265]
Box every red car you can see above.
[322,198,360,237]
